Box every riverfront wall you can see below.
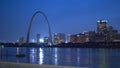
[0,62,88,68]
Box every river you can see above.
[0,47,120,68]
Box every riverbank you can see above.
[0,62,87,68]
[0,42,120,48]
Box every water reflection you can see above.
[54,48,58,65]
[29,48,36,63]
[38,48,43,64]
[28,48,120,68]
[16,47,19,55]
[0,47,120,68]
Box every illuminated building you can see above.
[97,20,120,42]
[67,34,77,43]
[96,20,109,41]
[44,37,50,45]
[68,31,95,43]
[53,33,66,45]
[95,33,105,42]
[107,26,120,41]
[84,31,95,42]
[76,34,86,43]
[97,20,108,34]
[36,34,40,44]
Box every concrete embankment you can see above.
[0,62,88,68]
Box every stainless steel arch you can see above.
[26,11,53,45]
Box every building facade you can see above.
[53,33,66,45]
[67,34,77,43]
[84,31,95,42]
[76,34,86,43]
[97,20,108,34]
[44,37,50,45]
[36,34,40,44]
[96,20,110,41]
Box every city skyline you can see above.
[0,0,120,42]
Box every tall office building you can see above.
[97,20,108,34]
[96,20,109,41]
[36,34,40,44]
[53,33,66,45]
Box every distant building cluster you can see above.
[18,19,120,45]
[67,31,95,44]
[53,19,120,45]
[96,20,120,42]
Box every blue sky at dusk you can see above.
[0,0,120,42]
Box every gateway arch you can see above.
[26,11,53,45]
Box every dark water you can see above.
[0,47,120,68]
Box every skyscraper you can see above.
[96,20,114,41]
[97,20,108,34]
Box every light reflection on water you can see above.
[0,47,120,68]
[38,48,43,64]
[29,48,36,63]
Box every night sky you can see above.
[0,0,120,42]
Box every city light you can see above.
[0,0,120,68]
[39,38,44,43]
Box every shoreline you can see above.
[0,42,120,48]
[0,62,87,68]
